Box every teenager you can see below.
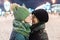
[29,9,49,40]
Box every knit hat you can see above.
[32,9,49,23]
[13,4,30,21]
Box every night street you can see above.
[0,14,60,40]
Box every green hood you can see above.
[13,6,30,21]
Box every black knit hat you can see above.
[32,9,49,23]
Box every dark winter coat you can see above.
[29,23,48,40]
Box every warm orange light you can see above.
[51,0,56,4]
[4,0,9,2]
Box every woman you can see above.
[10,3,32,40]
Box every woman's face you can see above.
[32,14,39,24]
[25,14,32,25]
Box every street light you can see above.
[51,0,57,14]
[51,0,56,4]
[4,1,10,12]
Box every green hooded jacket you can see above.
[12,4,31,40]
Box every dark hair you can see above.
[32,9,49,23]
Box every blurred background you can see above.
[0,0,60,40]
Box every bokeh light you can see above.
[51,0,56,4]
